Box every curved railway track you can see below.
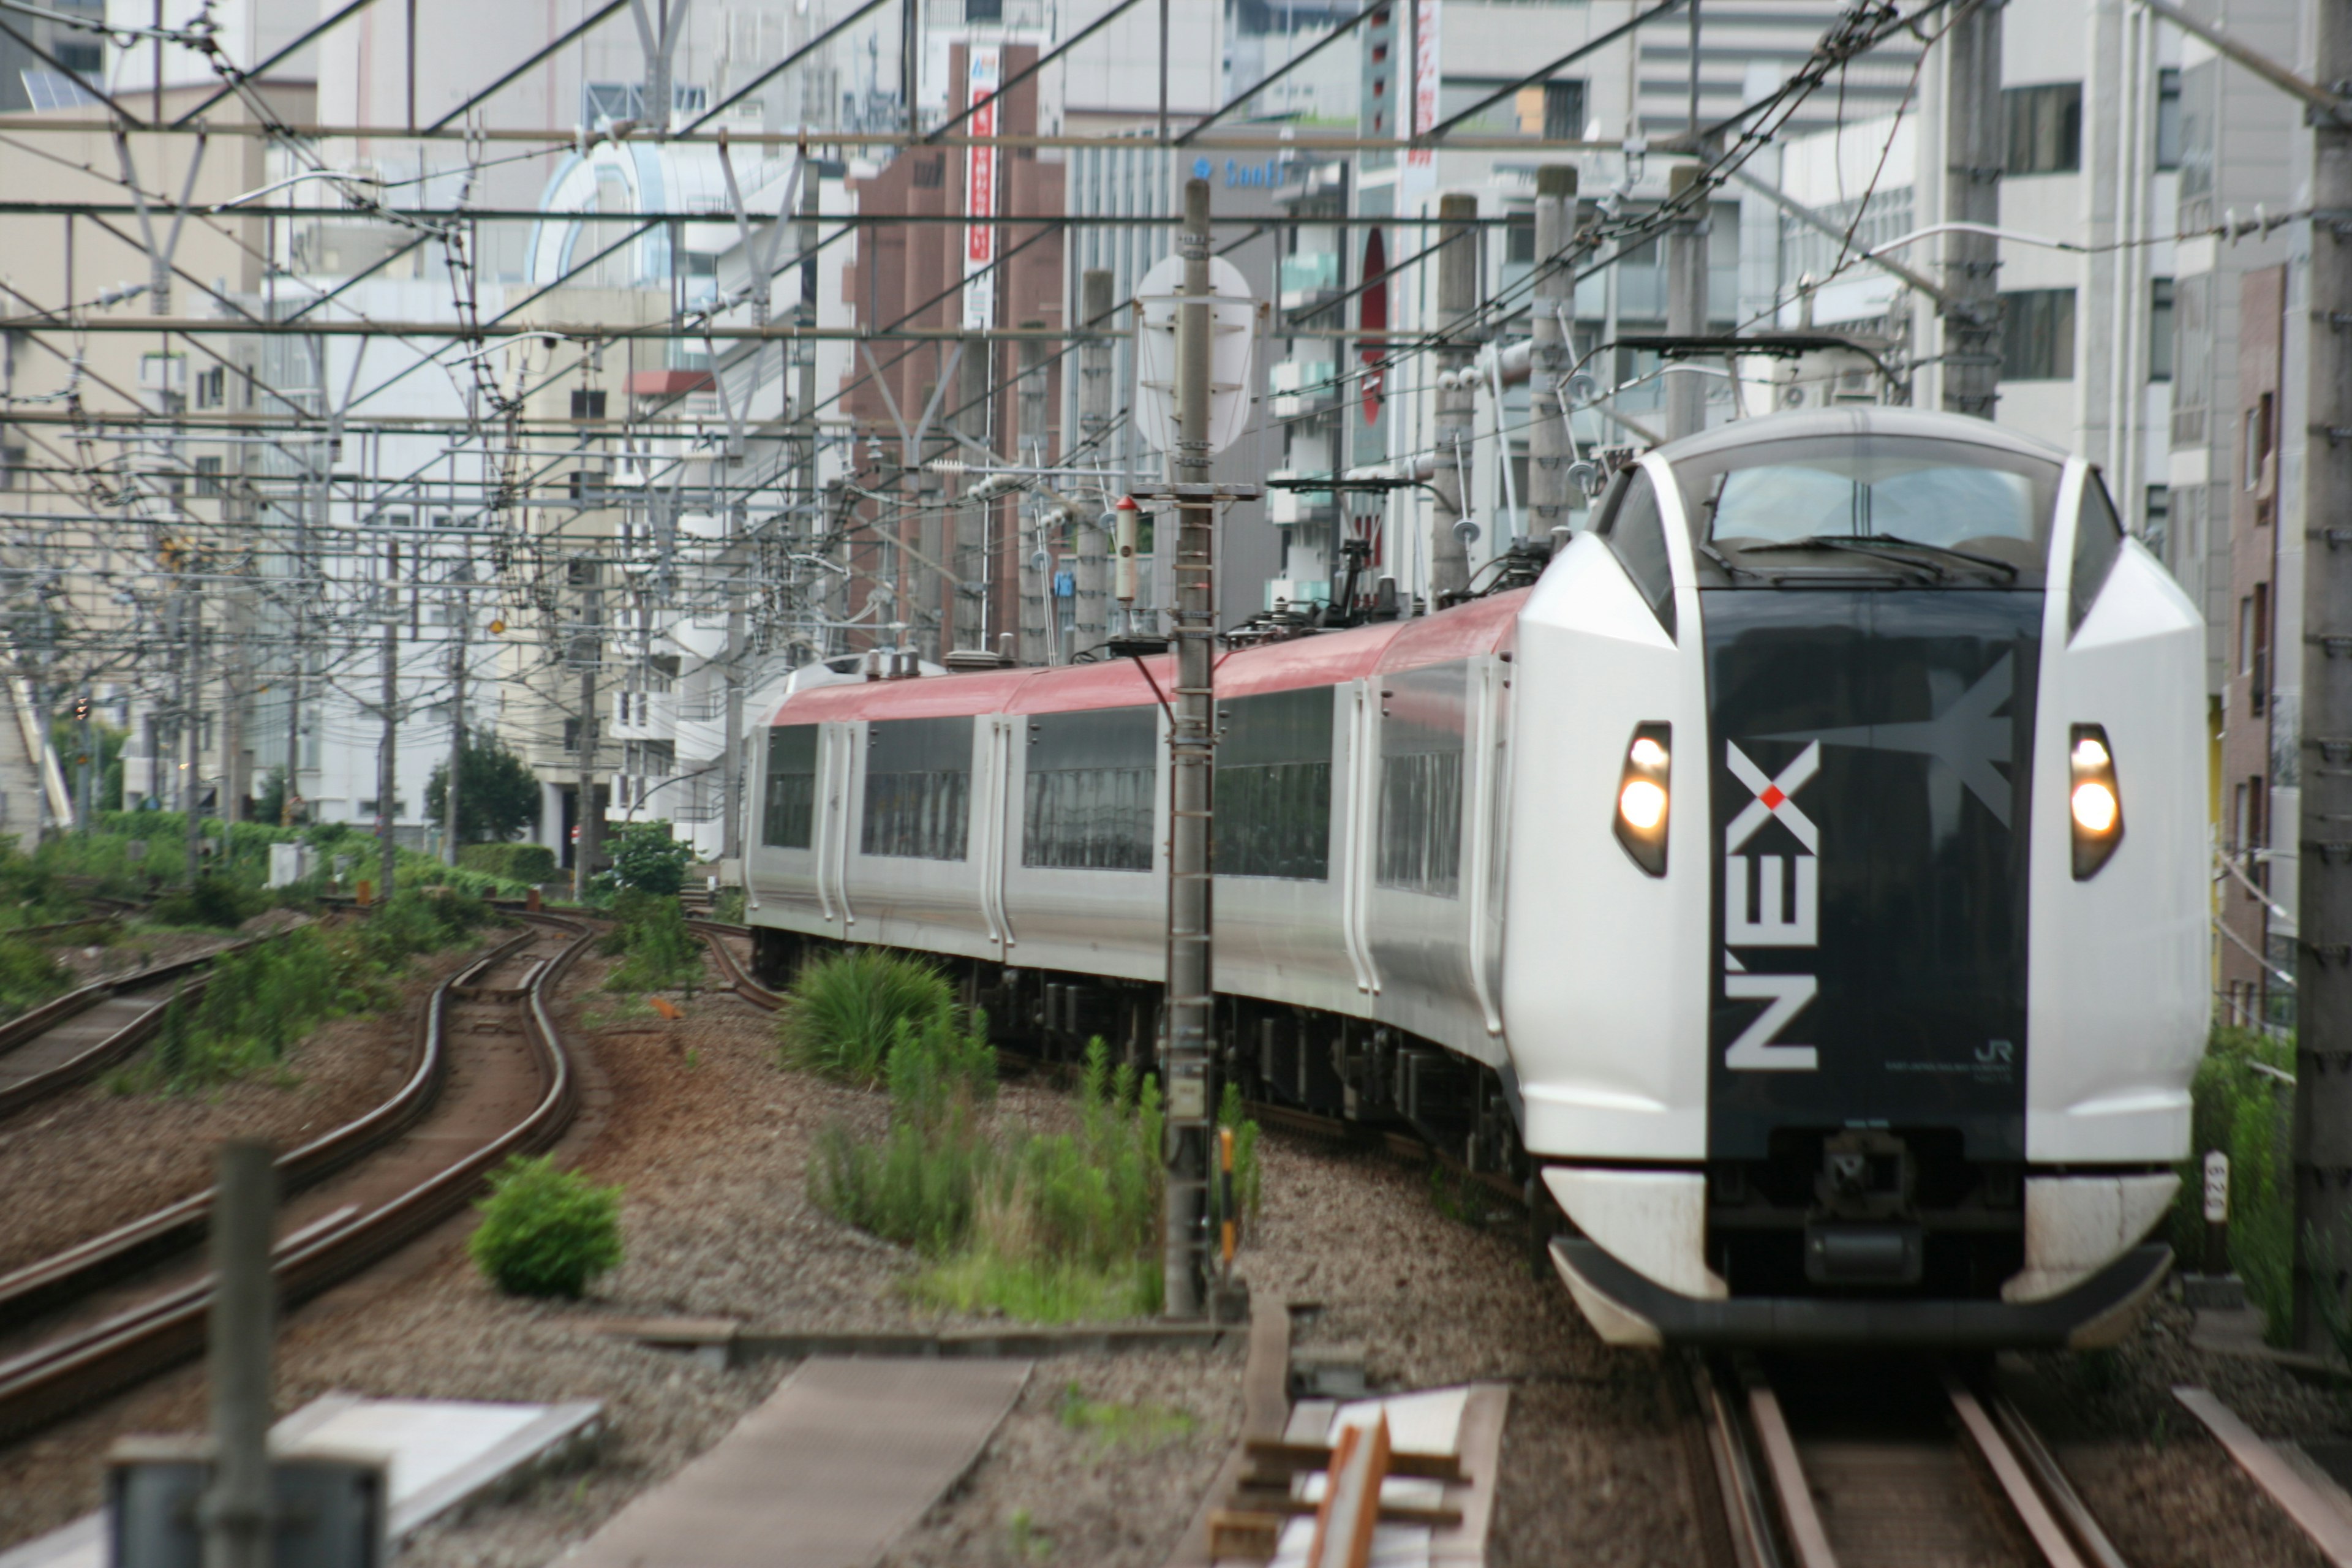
[1693,1353,2128,1568]
[0,922,312,1121]
[0,911,592,1444]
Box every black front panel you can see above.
[1705,590,2041,1162]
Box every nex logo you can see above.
[1724,742,1820,1072]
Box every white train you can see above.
[744,408,2207,1348]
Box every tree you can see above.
[424,735,541,843]
[606,820,692,895]
[253,766,304,826]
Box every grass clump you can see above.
[812,1028,1178,1322]
[468,1153,624,1298]
[1057,1381,1197,1450]
[2171,1023,2294,1341]
[777,948,956,1088]
[0,935,69,1020]
[598,888,702,995]
[150,876,266,930]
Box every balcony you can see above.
[1267,361,1340,421]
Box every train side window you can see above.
[2070,472,2124,636]
[1215,687,1333,880]
[1377,663,1465,897]
[762,724,818,849]
[1600,468,1677,637]
[862,715,973,861]
[1024,706,1156,870]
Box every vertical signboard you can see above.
[963,46,1002,333]
[1401,0,1441,204]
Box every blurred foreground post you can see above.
[204,1139,276,1568]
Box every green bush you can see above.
[458,842,559,884]
[468,1154,624,1298]
[151,876,267,930]
[709,886,745,924]
[601,888,701,994]
[0,935,70,1020]
[605,820,692,896]
[2172,1024,2294,1341]
[777,948,956,1087]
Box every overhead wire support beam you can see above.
[1723,166,1954,306]
[2136,0,2352,123]
[1179,2,1383,144]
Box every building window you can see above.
[2155,66,2183,170]
[195,366,225,407]
[2252,582,2271,713]
[194,456,223,497]
[1023,706,1155,871]
[2149,279,2174,381]
[1377,665,1466,897]
[2003,83,2082,175]
[1,445,24,491]
[563,717,581,753]
[1215,687,1333,881]
[862,717,971,861]
[570,388,607,420]
[2144,484,2169,557]
[1999,288,2076,381]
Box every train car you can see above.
[743,407,2207,1349]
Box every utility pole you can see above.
[184,576,202,884]
[1018,323,1049,665]
[201,1140,275,1568]
[1665,163,1708,440]
[1528,165,1577,539]
[1076,270,1114,653]
[956,336,990,653]
[1164,176,1215,1321]
[1429,193,1478,603]
[1940,0,2003,418]
[375,541,398,902]
[443,570,466,866]
[574,582,601,903]
[2291,0,2352,1355]
[721,586,744,862]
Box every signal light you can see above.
[1613,722,1672,876]
[2069,723,2123,880]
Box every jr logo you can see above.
[1724,742,1820,1072]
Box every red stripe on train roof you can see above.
[765,588,1529,727]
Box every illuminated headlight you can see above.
[2069,724,2124,880]
[1613,722,1672,876]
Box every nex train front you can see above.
[1524,407,2206,1347]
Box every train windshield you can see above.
[1674,434,2065,586]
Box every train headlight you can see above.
[2068,723,2124,880]
[1613,722,1672,876]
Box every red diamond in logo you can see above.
[1760,786,1786,809]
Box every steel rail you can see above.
[0,913,589,1442]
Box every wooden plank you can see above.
[1307,1412,1390,1568]
[1242,1438,1463,1482]
[1432,1384,1509,1568]
[567,1357,1028,1568]
[2174,1385,2352,1568]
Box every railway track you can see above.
[0,924,311,1120]
[0,911,592,1444]
[1694,1353,2128,1568]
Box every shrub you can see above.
[605,821,692,896]
[777,948,956,1087]
[603,889,701,994]
[458,842,559,884]
[810,1011,997,1255]
[468,1154,624,1298]
[2171,1023,2294,1341]
[0,935,69,1020]
[151,876,265,930]
[709,886,745,924]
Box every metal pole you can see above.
[720,592,744,861]
[200,1139,275,1568]
[956,335,990,653]
[1163,176,1215,1321]
[2291,0,2352,1355]
[1076,269,1114,652]
[1018,325,1049,665]
[1528,166,1577,539]
[184,580,203,883]
[575,585,601,902]
[1665,162,1708,440]
[1940,0,2003,417]
[443,576,465,865]
[1428,193,1478,603]
[375,543,398,903]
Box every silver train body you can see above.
[744,409,2207,1348]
